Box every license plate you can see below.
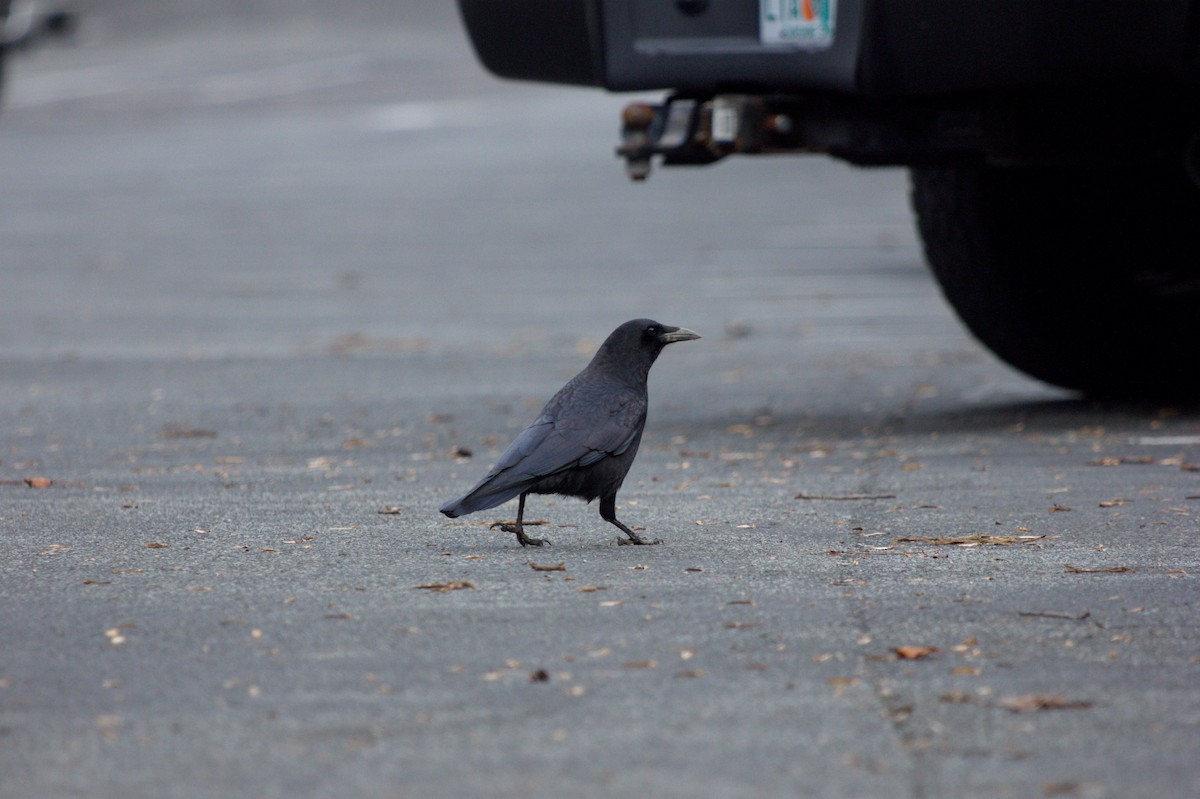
[760,0,836,47]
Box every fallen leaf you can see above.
[1048,504,1072,513]
[577,585,607,593]
[24,477,53,489]
[940,691,976,704]
[676,668,705,678]
[377,506,404,515]
[795,492,898,501]
[145,542,169,549]
[996,693,1092,713]
[1098,499,1129,508]
[160,424,217,440]
[1088,455,1154,466]
[598,600,623,607]
[950,666,981,676]
[892,645,940,660]
[529,562,565,572]
[726,599,756,606]
[895,534,1045,547]
[1064,565,1134,574]
[621,660,658,669]
[414,580,475,592]
[1018,610,1091,621]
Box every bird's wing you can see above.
[444,382,645,514]
[509,381,645,480]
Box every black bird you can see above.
[439,319,700,546]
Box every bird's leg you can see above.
[600,494,661,546]
[489,492,550,547]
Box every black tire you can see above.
[911,164,1200,398]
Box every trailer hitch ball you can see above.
[620,102,657,181]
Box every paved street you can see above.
[1,2,1198,797]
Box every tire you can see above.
[910,164,1200,398]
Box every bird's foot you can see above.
[617,532,662,546]
[490,522,551,547]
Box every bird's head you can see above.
[592,318,701,378]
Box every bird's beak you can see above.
[658,326,701,344]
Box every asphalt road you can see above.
[2,3,1198,798]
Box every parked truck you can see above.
[458,0,1200,398]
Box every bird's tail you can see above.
[439,480,527,518]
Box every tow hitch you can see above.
[617,95,799,181]
[617,93,991,181]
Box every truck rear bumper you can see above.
[458,0,1197,96]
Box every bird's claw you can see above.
[617,534,662,546]
[491,522,550,547]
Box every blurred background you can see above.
[0,0,985,395]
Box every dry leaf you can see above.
[621,660,658,669]
[1098,499,1129,508]
[160,424,217,440]
[940,691,976,704]
[1048,504,1072,513]
[414,580,475,592]
[794,492,897,501]
[950,665,981,676]
[577,585,607,593]
[145,542,169,549]
[996,693,1092,713]
[892,645,940,660]
[1064,565,1133,574]
[1089,455,1154,466]
[377,506,404,515]
[1018,610,1091,621]
[895,534,1044,547]
[529,562,565,572]
[24,477,52,489]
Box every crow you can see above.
[439,319,700,546]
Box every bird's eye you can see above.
[645,326,658,337]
